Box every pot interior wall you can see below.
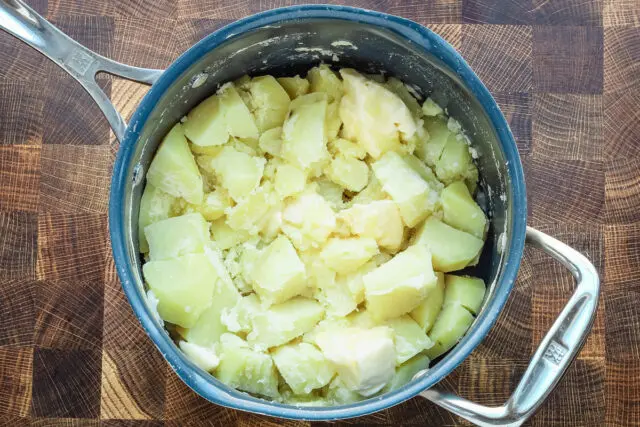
[122,18,513,396]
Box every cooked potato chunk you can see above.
[338,200,404,252]
[138,184,179,253]
[142,254,216,328]
[281,93,329,171]
[272,342,335,394]
[145,213,209,261]
[372,151,438,227]
[413,217,484,272]
[326,155,369,192]
[363,244,437,321]
[277,75,310,99]
[209,146,265,202]
[425,304,474,359]
[239,75,291,132]
[410,272,445,332]
[385,315,433,365]
[441,181,487,238]
[320,237,378,275]
[444,275,486,315]
[147,123,203,204]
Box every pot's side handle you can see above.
[0,0,163,142]
[420,226,600,427]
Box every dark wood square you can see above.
[39,145,111,214]
[386,0,462,24]
[604,26,640,94]
[461,25,532,93]
[112,0,177,19]
[0,212,38,280]
[605,224,640,287]
[31,419,100,426]
[112,17,180,70]
[103,257,154,351]
[34,279,104,351]
[605,362,640,425]
[0,145,41,212]
[0,278,36,347]
[176,0,252,19]
[102,421,165,427]
[0,82,45,145]
[49,15,114,58]
[0,32,50,82]
[493,92,532,155]
[458,356,527,406]
[532,93,603,161]
[0,347,34,417]
[605,156,640,224]
[528,158,605,226]
[36,212,108,284]
[100,349,166,420]
[532,359,605,426]
[42,70,112,145]
[531,0,602,25]
[533,26,604,94]
[604,285,640,363]
[462,0,531,24]
[603,86,640,162]
[0,416,29,426]
[426,24,462,51]
[31,348,101,418]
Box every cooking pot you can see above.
[0,1,600,425]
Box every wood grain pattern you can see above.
[0,0,638,425]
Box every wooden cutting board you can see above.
[0,0,638,425]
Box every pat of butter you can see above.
[316,326,395,396]
[178,341,220,372]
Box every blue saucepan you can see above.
[0,1,599,424]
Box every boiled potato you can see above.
[140,67,488,405]
[277,75,310,99]
[441,181,487,238]
[138,184,179,253]
[372,151,439,227]
[147,123,203,204]
[444,275,486,315]
[363,244,438,321]
[413,217,484,272]
[410,272,445,332]
[142,254,216,328]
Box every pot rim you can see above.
[109,4,527,420]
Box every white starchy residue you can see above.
[146,290,163,324]
[497,232,507,255]
[447,117,462,133]
[331,40,358,49]
[332,54,339,62]
[190,72,208,89]
[469,147,479,159]
[180,115,188,123]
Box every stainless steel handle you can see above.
[0,0,164,142]
[420,226,600,426]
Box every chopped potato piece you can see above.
[327,377,363,405]
[138,184,179,253]
[363,245,437,321]
[328,138,367,160]
[314,178,345,210]
[183,83,259,147]
[282,190,336,251]
[349,176,387,205]
[316,326,395,396]
[338,201,404,252]
[221,293,261,333]
[247,297,324,349]
[425,304,474,359]
[435,133,476,185]
[320,237,378,275]
[258,126,282,157]
[272,342,335,394]
[142,254,216,328]
[421,97,444,117]
[281,93,330,171]
[413,217,484,272]
[326,155,369,192]
[308,64,343,103]
[277,75,310,99]
[183,189,232,222]
[275,164,307,198]
[372,151,438,227]
[147,123,203,204]
[217,333,280,398]
[410,272,445,332]
[325,101,342,141]
[444,275,486,315]
[416,116,451,167]
[339,69,417,159]
[225,184,273,233]
[179,341,219,372]
[209,146,265,202]
[145,213,209,261]
[401,153,444,192]
[385,315,433,365]
[384,77,422,119]
[251,235,307,306]
[210,218,251,250]
[384,354,430,392]
[441,181,486,238]
[240,75,291,132]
